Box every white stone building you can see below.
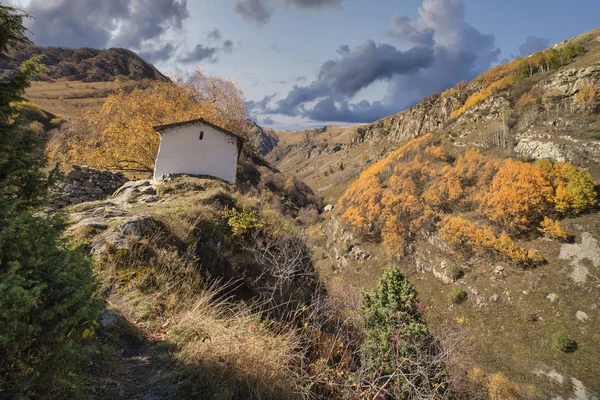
[153,118,245,184]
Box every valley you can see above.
[2,3,600,398]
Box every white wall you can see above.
[153,122,239,183]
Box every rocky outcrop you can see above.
[352,93,461,144]
[48,165,128,209]
[514,139,566,162]
[246,121,279,156]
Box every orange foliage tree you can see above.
[337,135,594,258]
[482,159,552,233]
[534,159,597,215]
[539,217,568,241]
[48,69,249,172]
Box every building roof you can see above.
[153,118,246,157]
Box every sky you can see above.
[5,0,600,130]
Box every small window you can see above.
[199,131,204,140]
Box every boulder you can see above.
[118,215,157,239]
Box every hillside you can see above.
[1,45,168,119]
[267,27,600,206]
[1,45,168,82]
[267,27,600,398]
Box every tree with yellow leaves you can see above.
[48,69,249,172]
[482,159,552,233]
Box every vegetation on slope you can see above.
[0,6,99,397]
[336,134,596,264]
[0,44,168,82]
[48,71,248,173]
[449,42,586,119]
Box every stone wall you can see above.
[49,165,128,209]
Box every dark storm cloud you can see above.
[518,36,551,57]
[260,40,434,120]
[21,0,189,49]
[253,0,500,123]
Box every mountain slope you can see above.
[273,27,600,398]
[1,45,168,82]
[267,27,600,205]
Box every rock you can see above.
[48,165,129,209]
[67,169,86,180]
[99,309,120,327]
[489,294,499,302]
[576,311,590,322]
[324,204,334,212]
[494,265,505,275]
[546,293,559,303]
[514,139,566,162]
[91,228,129,256]
[119,215,157,239]
[350,246,371,260]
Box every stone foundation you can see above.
[48,165,128,209]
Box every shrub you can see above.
[223,206,264,239]
[360,266,450,397]
[539,217,568,241]
[575,85,598,104]
[451,265,465,281]
[552,332,578,353]
[451,288,468,304]
[535,159,597,215]
[516,92,540,111]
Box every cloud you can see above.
[255,40,434,121]
[254,0,499,123]
[246,94,277,113]
[223,40,234,54]
[234,0,272,26]
[295,76,308,82]
[139,43,177,63]
[235,0,345,25]
[386,14,434,47]
[207,29,223,41]
[180,44,220,63]
[336,45,350,56]
[284,0,343,10]
[518,36,551,57]
[21,0,189,49]
[259,116,275,125]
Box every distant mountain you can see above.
[0,45,168,82]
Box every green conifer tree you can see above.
[0,5,100,396]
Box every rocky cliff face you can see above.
[246,121,279,156]
[352,94,461,144]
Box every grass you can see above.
[93,231,306,399]
[25,80,117,118]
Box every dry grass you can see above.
[172,287,304,399]
[25,80,116,118]
[96,236,307,399]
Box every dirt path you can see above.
[94,311,176,400]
